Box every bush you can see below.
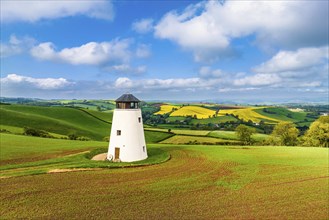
[0,129,11,133]
[23,127,54,138]
[68,133,78,140]
[76,136,91,141]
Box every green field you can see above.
[1,103,328,219]
[0,134,170,178]
[0,104,171,143]
[208,130,269,141]
[0,104,111,140]
[254,107,315,124]
[0,135,328,219]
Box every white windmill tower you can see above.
[107,93,148,162]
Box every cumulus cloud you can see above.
[103,64,147,74]
[30,39,132,65]
[154,0,328,62]
[114,77,219,91]
[1,35,36,58]
[1,0,114,23]
[199,66,223,78]
[132,18,154,33]
[1,74,73,89]
[136,44,151,58]
[218,87,259,93]
[234,74,282,86]
[253,46,329,73]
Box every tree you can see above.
[303,116,329,147]
[271,122,299,146]
[235,124,255,145]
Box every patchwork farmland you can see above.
[0,101,328,219]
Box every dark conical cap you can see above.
[115,93,140,102]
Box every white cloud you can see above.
[136,44,151,58]
[132,18,154,33]
[154,0,328,62]
[1,74,73,89]
[1,35,36,58]
[253,46,329,73]
[30,39,132,65]
[1,0,114,23]
[114,77,219,91]
[114,77,133,89]
[234,74,282,86]
[199,66,223,78]
[104,64,147,74]
[218,87,259,93]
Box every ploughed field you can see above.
[1,135,328,219]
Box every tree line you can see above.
[235,116,328,147]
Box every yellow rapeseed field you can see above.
[218,107,280,123]
[155,105,178,115]
[170,106,216,119]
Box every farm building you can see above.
[107,93,148,162]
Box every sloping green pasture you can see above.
[0,104,170,143]
[0,133,105,164]
[254,107,315,125]
[0,105,110,140]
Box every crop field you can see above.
[190,115,238,124]
[1,102,327,218]
[170,106,216,119]
[155,104,177,114]
[218,107,280,123]
[160,135,234,144]
[208,131,269,141]
[1,144,328,219]
[254,107,314,124]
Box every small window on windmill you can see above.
[130,102,135,108]
[143,146,145,152]
[117,130,121,136]
[138,117,141,123]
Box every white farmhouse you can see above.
[107,93,148,162]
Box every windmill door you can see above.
[115,148,120,159]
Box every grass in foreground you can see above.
[0,145,328,219]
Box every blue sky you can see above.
[1,0,328,103]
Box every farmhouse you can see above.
[107,93,148,162]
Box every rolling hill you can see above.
[0,104,172,143]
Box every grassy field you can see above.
[208,130,269,141]
[254,107,314,124]
[0,104,111,140]
[0,133,170,177]
[160,135,236,144]
[1,103,328,218]
[0,104,172,143]
[0,133,106,165]
[1,143,328,219]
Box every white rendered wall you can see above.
[107,109,147,162]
